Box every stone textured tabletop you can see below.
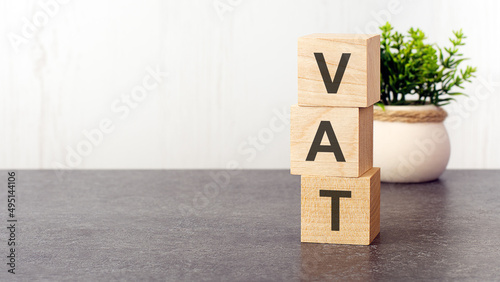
[1,170,499,281]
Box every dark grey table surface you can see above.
[1,169,500,281]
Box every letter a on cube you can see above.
[298,34,380,107]
[290,105,373,177]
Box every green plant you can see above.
[378,22,477,107]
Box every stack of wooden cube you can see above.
[291,34,381,245]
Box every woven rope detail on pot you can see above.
[374,107,448,123]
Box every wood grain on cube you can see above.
[301,167,380,245]
[298,34,380,107]
[290,104,373,177]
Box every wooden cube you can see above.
[301,167,380,245]
[290,104,373,177]
[298,34,380,107]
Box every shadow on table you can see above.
[380,178,450,245]
[300,241,378,280]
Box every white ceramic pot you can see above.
[373,105,451,183]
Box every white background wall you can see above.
[1,0,499,169]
